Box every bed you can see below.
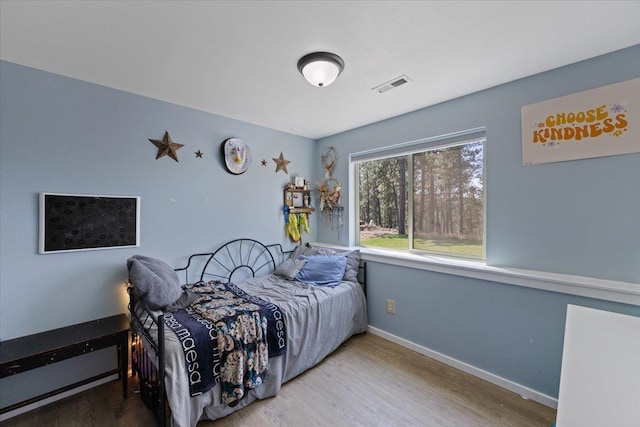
[127,239,368,427]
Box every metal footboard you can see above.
[127,287,167,427]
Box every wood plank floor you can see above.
[1,333,556,427]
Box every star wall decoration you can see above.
[261,159,267,166]
[195,150,204,158]
[272,152,291,174]
[148,131,184,162]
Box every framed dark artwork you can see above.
[39,193,140,254]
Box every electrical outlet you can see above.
[386,299,395,314]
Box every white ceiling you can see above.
[1,1,639,140]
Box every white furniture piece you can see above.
[556,305,640,427]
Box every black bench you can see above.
[0,313,130,414]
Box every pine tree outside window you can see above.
[354,129,485,259]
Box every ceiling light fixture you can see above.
[297,52,345,87]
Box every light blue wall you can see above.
[318,45,640,283]
[2,43,639,408]
[365,263,639,398]
[316,45,640,399]
[0,61,317,341]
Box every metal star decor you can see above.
[272,152,291,174]
[148,131,184,162]
[261,159,267,166]
[195,150,204,158]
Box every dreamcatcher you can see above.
[318,146,344,238]
[316,177,343,238]
[317,178,341,212]
[321,146,338,179]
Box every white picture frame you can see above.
[292,192,304,208]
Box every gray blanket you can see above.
[158,274,368,427]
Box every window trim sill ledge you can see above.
[311,242,640,306]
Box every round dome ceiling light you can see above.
[297,52,345,87]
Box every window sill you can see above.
[311,242,640,306]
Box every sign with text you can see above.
[522,78,640,165]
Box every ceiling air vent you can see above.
[372,75,413,94]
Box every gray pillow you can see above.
[291,245,336,260]
[165,289,200,313]
[342,250,360,283]
[127,255,182,310]
[274,258,307,280]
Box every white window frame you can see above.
[350,128,486,259]
[336,127,639,307]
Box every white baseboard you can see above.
[0,374,119,422]
[367,326,558,409]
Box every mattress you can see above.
[156,274,368,427]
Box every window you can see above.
[354,130,485,259]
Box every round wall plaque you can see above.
[222,138,251,175]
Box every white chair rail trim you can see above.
[311,242,640,306]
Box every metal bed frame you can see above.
[127,239,366,426]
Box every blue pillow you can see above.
[295,254,348,288]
